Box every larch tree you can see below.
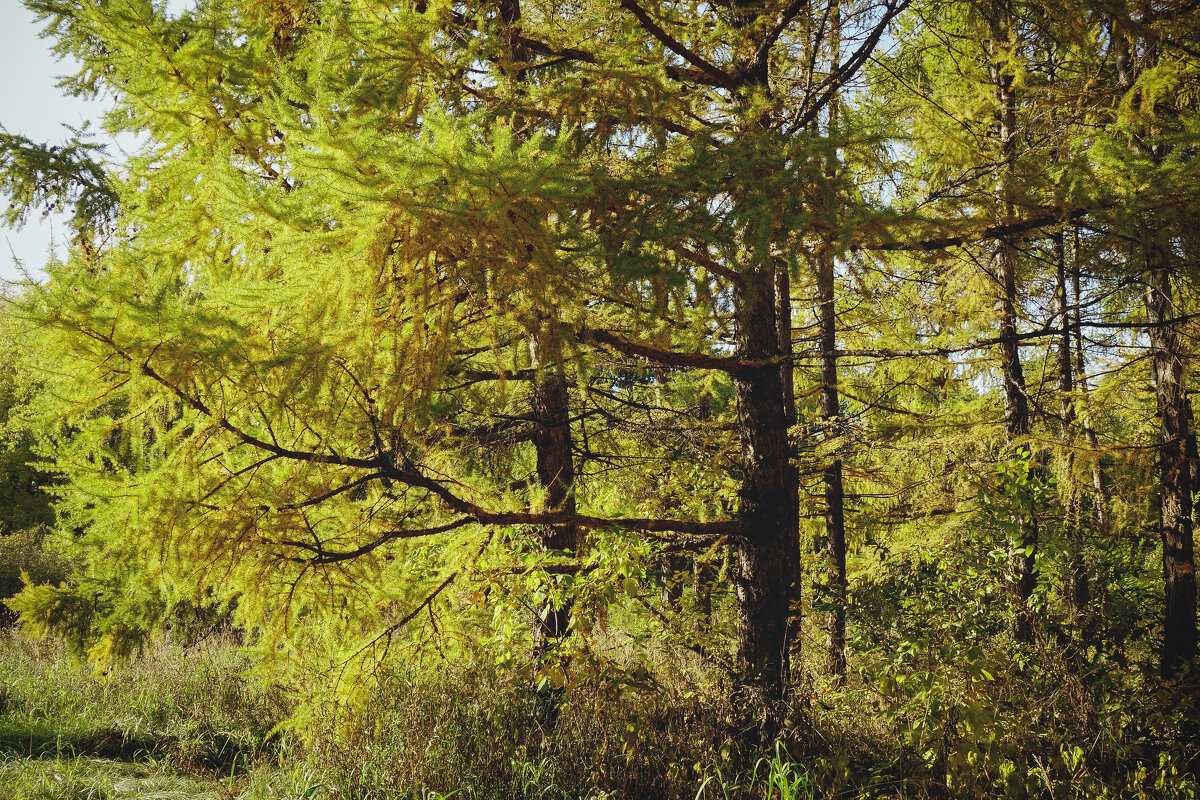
[5,0,909,730]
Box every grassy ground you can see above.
[1,626,1197,799]
[0,631,327,800]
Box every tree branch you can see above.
[794,0,911,130]
[581,326,755,376]
[617,0,739,91]
[859,207,1088,252]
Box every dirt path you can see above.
[0,754,223,799]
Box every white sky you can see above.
[0,2,125,284]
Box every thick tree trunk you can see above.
[498,0,581,662]
[1108,8,1197,677]
[1145,261,1198,675]
[733,265,803,719]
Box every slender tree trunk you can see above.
[989,0,1037,644]
[776,256,805,685]
[733,264,803,720]
[1145,259,1198,674]
[1070,228,1111,537]
[776,267,795,429]
[998,237,1038,644]
[817,245,847,679]
[1055,232,1090,629]
[817,1,847,681]
[1187,398,1199,506]
[660,553,685,611]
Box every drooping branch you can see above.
[89,333,741,541]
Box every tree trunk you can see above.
[498,0,581,662]
[818,1,847,682]
[998,236,1038,644]
[989,0,1037,644]
[1145,260,1198,675]
[1070,228,1112,538]
[529,333,580,653]
[1109,6,1197,677]
[733,265,803,720]
[1055,232,1090,628]
[818,245,847,679]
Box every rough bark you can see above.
[1145,261,1198,675]
[819,1,847,681]
[989,0,1038,644]
[1110,5,1197,677]
[530,360,580,651]
[497,0,580,661]
[733,265,803,717]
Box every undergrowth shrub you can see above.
[307,656,740,800]
[0,528,69,624]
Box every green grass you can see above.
[0,628,1197,799]
[0,753,217,800]
[0,630,307,800]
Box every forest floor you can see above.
[2,627,1198,800]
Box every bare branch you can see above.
[794,0,911,130]
[861,207,1089,253]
